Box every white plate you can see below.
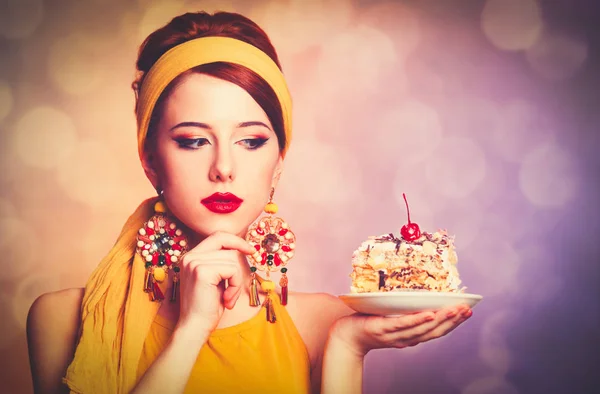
[338,292,483,316]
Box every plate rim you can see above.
[338,292,483,300]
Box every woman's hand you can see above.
[330,304,473,357]
[176,232,255,336]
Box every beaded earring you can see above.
[136,197,188,302]
[246,188,296,323]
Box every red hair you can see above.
[132,11,286,152]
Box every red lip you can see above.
[201,192,243,214]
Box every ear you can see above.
[140,148,161,192]
[271,155,284,189]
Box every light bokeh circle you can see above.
[0,0,44,40]
[481,0,542,51]
[48,34,105,95]
[425,137,486,199]
[526,32,589,81]
[0,80,14,122]
[519,142,579,208]
[12,106,78,170]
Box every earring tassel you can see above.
[152,280,165,302]
[265,296,277,323]
[144,269,153,293]
[280,274,288,306]
[250,276,261,306]
[170,276,179,302]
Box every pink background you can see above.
[1,0,598,393]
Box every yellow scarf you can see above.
[64,37,292,393]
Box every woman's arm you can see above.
[130,322,210,394]
[320,304,473,394]
[27,288,84,394]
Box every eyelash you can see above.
[173,137,269,151]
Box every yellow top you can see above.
[137,295,311,393]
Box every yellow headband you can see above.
[136,36,293,159]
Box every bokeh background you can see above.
[1,0,599,393]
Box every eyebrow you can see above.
[169,121,272,132]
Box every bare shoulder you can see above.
[28,288,84,330]
[27,288,84,394]
[290,291,354,320]
[286,291,354,359]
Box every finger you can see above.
[192,231,255,254]
[381,311,436,332]
[190,261,240,286]
[406,308,473,345]
[222,267,244,307]
[387,316,441,341]
[224,287,242,310]
[181,250,240,266]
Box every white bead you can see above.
[259,222,266,228]
[289,243,296,249]
[137,240,144,247]
[158,219,166,227]
[287,252,294,258]
[176,229,182,236]
[285,232,293,239]
[168,250,173,255]
[139,228,146,236]
[145,255,152,262]
[169,240,174,245]
[170,223,176,229]
[180,240,187,247]
[150,235,155,240]
[147,221,154,229]
[159,228,165,234]
[281,255,289,262]
[251,230,257,237]
[171,255,177,263]
[281,222,288,229]
[174,250,181,256]
[142,250,149,256]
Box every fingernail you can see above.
[462,309,472,317]
[447,310,457,318]
[425,314,435,321]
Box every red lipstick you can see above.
[201,192,243,214]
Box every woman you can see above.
[26,11,472,394]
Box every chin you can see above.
[188,216,254,239]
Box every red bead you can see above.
[146,227,155,235]
[261,252,267,265]
[281,285,288,306]
[257,228,265,235]
[278,229,288,236]
[282,245,291,252]
[152,253,159,266]
[168,228,176,236]
[144,243,151,250]
[254,244,261,251]
[173,236,185,243]
[166,255,172,266]
[139,235,152,244]
[274,253,282,266]
[152,283,165,301]
[172,244,182,251]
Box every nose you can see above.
[208,143,235,183]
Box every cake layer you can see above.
[350,231,463,293]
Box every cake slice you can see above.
[350,230,464,293]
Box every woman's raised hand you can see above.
[331,305,473,357]
[176,232,255,335]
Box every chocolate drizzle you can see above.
[378,270,387,289]
[374,233,403,254]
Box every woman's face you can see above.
[143,73,282,240]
